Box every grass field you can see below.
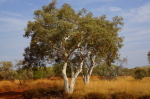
[0,76,150,98]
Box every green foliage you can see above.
[53,63,63,77]
[33,68,46,79]
[134,69,146,80]
[16,68,33,85]
[93,64,119,80]
[23,0,124,68]
[147,67,150,77]
[0,61,16,81]
[15,60,33,82]
[53,63,71,77]
[44,67,55,78]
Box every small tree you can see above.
[0,61,16,81]
[134,69,146,80]
[15,60,33,84]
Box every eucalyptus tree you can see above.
[79,15,124,83]
[24,0,86,93]
[23,0,124,93]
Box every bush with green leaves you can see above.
[0,61,16,81]
[134,69,146,80]
[33,67,46,79]
[147,67,150,77]
[44,67,55,78]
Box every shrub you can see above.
[44,67,55,78]
[147,68,150,77]
[33,68,46,79]
[134,69,146,80]
[0,61,16,81]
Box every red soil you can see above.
[0,89,25,99]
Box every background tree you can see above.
[134,69,146,80]
[148,51,150,64]
[15,60,34,85]
[23,0,124,93]
[0,61,16,81]
[44,66,55,78]
[147,67,150,77]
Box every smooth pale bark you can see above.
[62,56,84,93]
[82,66,94,84]
[82,56,95,84]
[62,60,84,93]
[69,60,83,93]
[62,61,69,92]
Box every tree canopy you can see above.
[23,0,124,93]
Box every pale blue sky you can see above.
[0,0,150,68]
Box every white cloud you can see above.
[0,11,22,17]
[26,3,33,6]
[135,2,150,22]
[109,7,122,12]
[122,28,150,43]
[122,2,150,23]
[0,17,27,32]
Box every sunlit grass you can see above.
[74,76,150,96]
[0,76,150,98]
[0,80,18,92]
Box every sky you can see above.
[0,0,150,68]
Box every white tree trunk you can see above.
[82,66,94,84]
[82,56,95,84]
[69,60,83,93]
[62,61,69,92]
[69,77,76,93]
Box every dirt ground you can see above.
[0,89,24,99]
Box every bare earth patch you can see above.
[0,89,25,99]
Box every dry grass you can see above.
[25,77,63,90]
[0,80,18,92]
[1,76,150,98]
[74,76,150,96]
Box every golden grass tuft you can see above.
[0,80,18,92]
[73,76,150,97]
[24,78,63,90]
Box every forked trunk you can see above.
[69,60,83,93]
[62,60,84,93]
[83,75,90,84]
[82,66,94,84]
